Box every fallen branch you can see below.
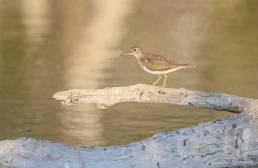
[53,84,253,112]
[0,84,258,168]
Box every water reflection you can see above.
[0,0,258,146]
[57,0,135,145]
[64,0,134,88]
[21,0,50,44]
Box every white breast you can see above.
[143,66,185,74]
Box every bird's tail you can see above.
[176,64,196,68]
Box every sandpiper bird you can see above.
[121,47,195,87]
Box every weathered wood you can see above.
[0,84,258,168]
[53,84,254,112]
[1,112,258,168]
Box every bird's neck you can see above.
[134,51,145,60]
[134,53,145,68]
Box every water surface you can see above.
[0,0,258,146]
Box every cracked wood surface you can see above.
[53,84,254,112]
[1,112,258,168]
[0,84,258,168]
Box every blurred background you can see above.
[0,0,258,146]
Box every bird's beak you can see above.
[120,52,131,56]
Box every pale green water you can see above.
[0,0,258,147]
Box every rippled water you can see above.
[0,0,258,146]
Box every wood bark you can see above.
[1,84,258,168]
[53,84,253,112]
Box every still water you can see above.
[0,0,258,146]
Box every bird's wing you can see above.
[143,54,179,71]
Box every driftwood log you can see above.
[1,84,258,168]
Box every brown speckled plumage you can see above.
[140,53,190,71]
[122,47,195,87]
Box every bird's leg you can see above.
[162,74,167,87]
[152,74,162,86]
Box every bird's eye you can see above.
[130,48,137,53]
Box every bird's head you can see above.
[128,47,143,56]
[121,47,144,58]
